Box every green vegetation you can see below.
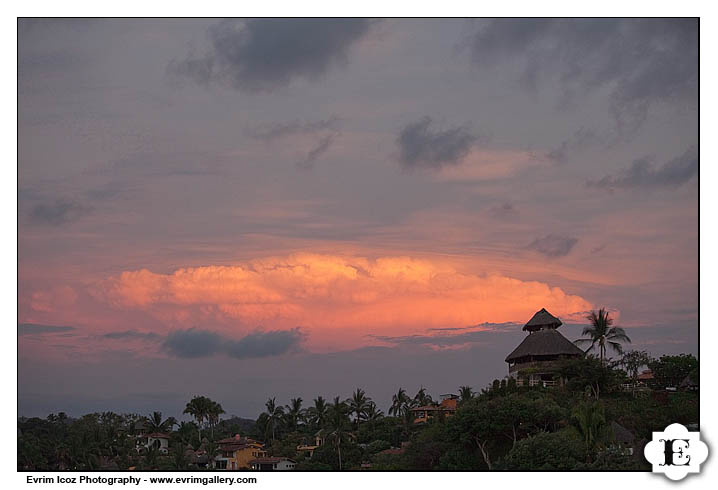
[18,353,698,471]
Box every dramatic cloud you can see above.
[18,323,76,336]
[587,147,698,190]
[469,19,698,133]
[28,198,91,225]
[92,253,593,348]
[397,117,476,170]
[162,328,304,359]
[527,234,579,258]
[168,19,373,92]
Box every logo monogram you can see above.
[644,423,708,480]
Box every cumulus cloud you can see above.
[396,117,476,170]
[28,198,91,225]
[587,147,698,190]
[92,253,593,342]
[18,323,76,335]
[469,19,697,134]
[168,19,373,92]
[162,327,304,359]
[527,234,578,258]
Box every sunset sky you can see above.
[18,18,698,418]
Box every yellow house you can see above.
[215,435,267,470]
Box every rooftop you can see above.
[505,327,583,363]
[523,308,563,332]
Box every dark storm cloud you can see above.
[168,19,374,92]
[28,199,92,226]
[527,234,578,258]
[162,329,224,358]
[469,19,698,134]
[225,328,306,359]
[396,117,476,170]
[18,323,76,336]
[162,328,305,359]
[587,147,698,190]
[103,330,162,341]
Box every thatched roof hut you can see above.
[505,327,584,363]
[506,308,583,366]
[522,308,563,332]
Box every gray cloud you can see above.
[168,19,374,92]
[28,198,92,226]
[527,234,578,258]
[103,330,162,341]
[297,133,338,170]
[397,117,476,170]
[248,117,339,141]
[587,147,698,190]
[469,19,697,134]
[226,328,306,359]
[544,127,601,164]
[371,323,517,347]
[162,328,305,359]
[18,323,76,336]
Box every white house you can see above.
[249,457,296,471]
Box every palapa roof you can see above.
[505,327,583,363]
[523,308,563,331]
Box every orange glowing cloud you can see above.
[92,253,593,350]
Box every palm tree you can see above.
[144,411,177,434]
[307,396,329,428]
[389,388,410,417]
[327,396,352,470]
[346,388,372,425]
[183,396,212,446]
[458,386,474,405]
[285,397,304,431]
[413,387,433,407]
[572,401,608,462]
[364,401,384,422]
[206,401,225,441]
[264,397,285,442]
[575,308,631,364]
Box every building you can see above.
[215,435,267,470]
[410,394,458,424]
[136,433,170,454]
[505,308,584,387]
[249,457,296,471]
[296,429,326,458]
